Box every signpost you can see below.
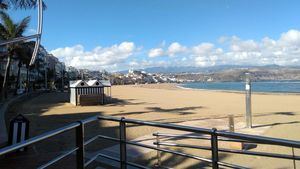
[228,115,235,132]
[245,73,252,128]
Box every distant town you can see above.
[69,65,300,85]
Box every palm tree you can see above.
[0,11,30,99]
[0,0,46,10]
[14,41,34,94]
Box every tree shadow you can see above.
[252,121,300,128]
[112,106,204,117]
[106,97,153,107]
[147,106,204,115]
[113,111,150,116]
[151,111,300,125]
[273,112,296,116]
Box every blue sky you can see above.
[8,0,300,71]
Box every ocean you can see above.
[180,81,300,93]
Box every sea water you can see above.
[180,81,300,93]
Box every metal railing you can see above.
[0,115,300,169]
[153,133,300,168]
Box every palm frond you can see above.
[0,23,9,40]
[9,0,46,10]
[0,11,15,38]
[0,2,8,9]
[15,16,30,36]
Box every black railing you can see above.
[0,115,300,169]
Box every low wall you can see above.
[78,94,104,106]
[0,91,44,147]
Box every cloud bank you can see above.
[51,42,136,70]
[51,29,300,71]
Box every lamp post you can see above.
[245,72,252,128]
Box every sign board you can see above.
[245,84,251,90]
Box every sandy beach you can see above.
[3,83,300,168]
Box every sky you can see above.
[8,0,300,71]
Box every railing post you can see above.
[76,121,85,169]
[156,132,161,167]
[292,147,296,169]
[120,117,127,169]
[211,128,219,169]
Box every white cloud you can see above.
[147,42,187,58]
[196,29,300,67]
[192,43,215,55]
[143,29,300,68]
[50,42,136,70]
[192,43,223,67]
[148,48,164,58]
[167,42,187,57]
[279,29,300,46]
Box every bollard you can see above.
[245,73,252,128]
[228,115,234,132]
[8,114,30,152]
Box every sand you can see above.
[3,83,300,169]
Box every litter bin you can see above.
[8,114,29,151]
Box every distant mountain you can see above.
[119,65,296,74]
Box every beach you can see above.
[4,83,300,168]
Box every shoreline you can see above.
[176,83,300,96]
[118,83,300,95]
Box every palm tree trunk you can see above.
[15,61,22,95]
[1,55,11,100]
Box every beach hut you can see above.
[69,80,89,105]
[70,80,106,106]
[99,80,112,102]
[86,79,105,104]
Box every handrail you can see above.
[153,133,252,143]
[154,141,300,160]
[98,116,300,148]
[0,115,299,169]
[29,0,43,66]
[217,131,300,148]
[0,34,40,46]
[98,116,212,134]
[87,125,246,168]
[0,122,79,156]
